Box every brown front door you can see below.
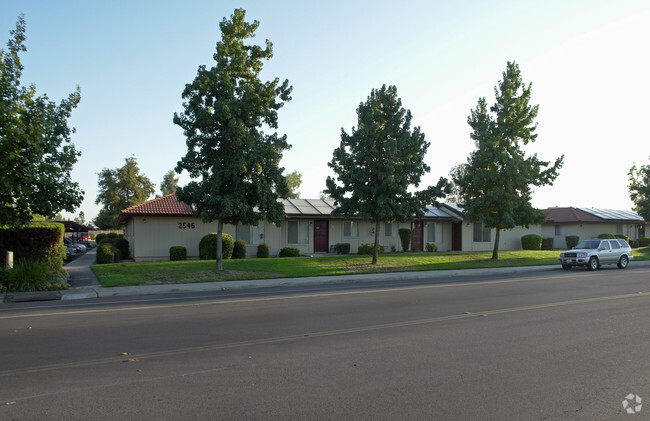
[452,222,462,251]
[412,221,423,251]
[314,220,329,252]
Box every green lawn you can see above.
[91,248,650,288]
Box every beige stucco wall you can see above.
[460,223,543,252]
[543,222,642,249]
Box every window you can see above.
[344,221,358,237]
[427,223,436,243]
[554,225,562,236]
[236,223,264,245]
[473,223,491,242]
[288,221,309,244]
[600,241,611,250]
[385,222,396,237]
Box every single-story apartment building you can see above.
[118,194,647,261]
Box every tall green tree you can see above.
[0,15,83,227]
[94,157,155,229]
[285,170,302,199]
[453,61,564,260]
[325,84,449,264]
[628,159,650,221]
[174,8,292,270]
[160,170,179,196]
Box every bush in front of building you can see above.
[279,247,300,257]
[565,235,580,249]
[334,243,350,254]
[233,240,247,259]
[541,237,554,250]
[638,237,650,247]
[96,244,120,264]
[95,233,108,243]
[521,234,542,250]
[398,228,411,252]
[115,238,130,260]
[425,242,437,252]
[357,243,385,255]
[199,233,234,260]
[598,233,615,239]
[0,222,66,271]
[169,246,187,261]
[256,243,269,258]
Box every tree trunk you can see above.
[491,228,500,260]
[372,220,381,265]
[216,219,223,271]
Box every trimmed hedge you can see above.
[233,240,247,259]
[357,243,385,255]
[115,238,130,260]
[614,234,631,244]
[425,242,437,252]
[279,247,300,257]
[0,222,66,271]
[541,237,554,250]
[335,243,351,255]
[598,233,615,239]
[521,234,542,250]
[95,233,108,243]
[169,246,187,261]
[638,237,650,247]
[96,243,120,264]
[398,228,411,252]
[199,233,234,260]
[565,236,580,249]
[257,243,269,258]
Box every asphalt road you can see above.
[1,267,650,420]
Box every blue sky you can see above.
[1,0,649,222]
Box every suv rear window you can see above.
[616,239,629,248]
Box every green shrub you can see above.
[0,267,10,293]
[7,259,50,292]
[169,246,187,261]
[638,237,650,247]
[565,236,580,249]
[96,244,120,264]
[199,233,234,260]
[521,234,542,250]
[335,243,351,255]
[0,222,65,270]
[115,238,130,260]
[279,247,300,257]
[630,239,640,248]
[425,242,437,252]
[598,233,615,239]
[357,243,385,255]
[398,228,411,252]
[95,233,108,243]
[257,243,269,258]
[107,232,119,240]
[233,240,247,259]
[541,237,554,250]
[614,234,631,243]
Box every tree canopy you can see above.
[285,170,302,199]
[453,61,563,259]
[94,156,154,229]
[628,159,650,221]
[0,15,83,227]
[174,8,292,270]
[325,84,449,264]
[160,170,179,196]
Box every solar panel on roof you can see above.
[578,208,643,221]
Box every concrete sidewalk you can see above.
[61,264,566,301]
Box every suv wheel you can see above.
[617,255,629,269]
[587,256,599,271]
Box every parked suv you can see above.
[559,238,633,271]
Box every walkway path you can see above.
[64,249,100,288]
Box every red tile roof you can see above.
[119,193,193,220]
